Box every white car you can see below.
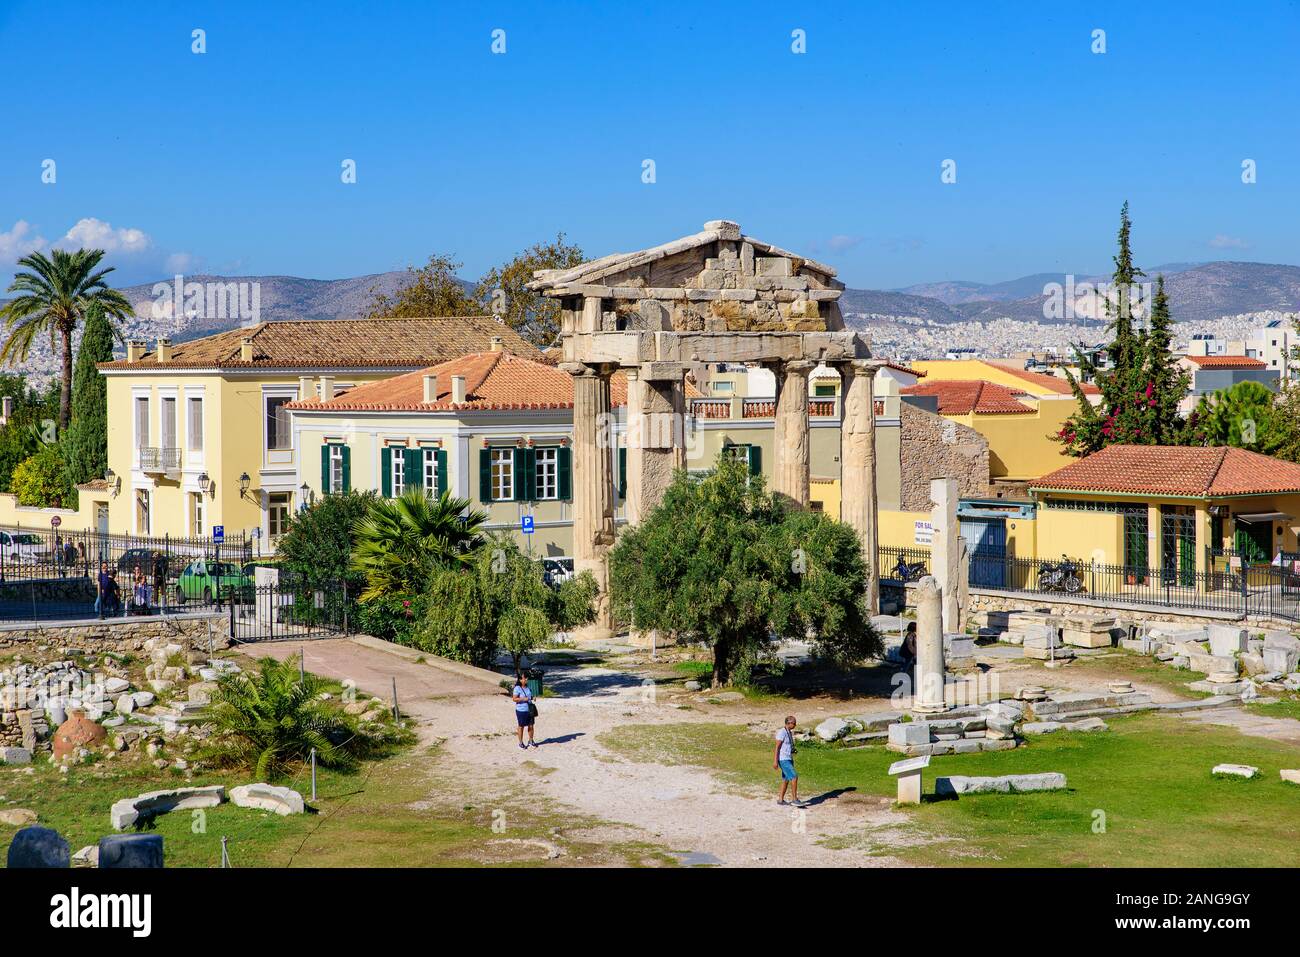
[0,531,52,565]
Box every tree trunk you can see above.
[711,639,729,688]
[59,326,73,432]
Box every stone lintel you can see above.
[639,361,688,382]
[563,330,870,368]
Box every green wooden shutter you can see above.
[558,446,572,500]
[479,448,493,502]
[341,445,351,492]
[513,447,529,502]
[436,449,448,497]
[618,447,627,498]
[381,447,392,497]
[404,448,422,494]
[748,444,761,477]
[526,448,538,501]
[320,444,331,494]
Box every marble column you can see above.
[563,362,616,634]
[930,477,961,634]
[772,359,814,506]
[625,362,685,524]
[913,575,948,713]
[840,360,880,613]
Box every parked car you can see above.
[117,548,171,580]
[542,557,574,587]
[0,531,51,565]
[174,560,253,603]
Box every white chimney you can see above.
[319,376,335,402]
[451,375,466,404]
[490,335,504,352]
[155,338,172,363]
[299,376,315,401]
[240,337,254,362]
[422,374,439,404]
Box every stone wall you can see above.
[898,402,989,511]
[0,613,230,656]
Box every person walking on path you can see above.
[511,672,537,749]
[774,715,803,806]
[95,561,112,618]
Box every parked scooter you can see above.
[1037,555,1084,593]
[893,554,928,583]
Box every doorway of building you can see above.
[959,515,1007,588]
[1160,505,1195,586]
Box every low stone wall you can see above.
[0,613,230,655]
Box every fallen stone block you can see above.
[1187,653,1238,675]
[841,711,903,731]
[1281,769,1300,785]
[1212,763,1259,779]
[111,785,227,830]
[935,772,1067,796]
[1062,717,1108,732]
[1,747,32,764]
[887,722,930,747]
[0,807,38,826]
[814,717,850,742]
[1022,721,1064,734]
[1208,624,1248,658]
[99,833,164,868]
[1262,646,1299,674]
[6,826,69,868]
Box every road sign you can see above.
[521,515,534,535]
[50,515,61,527]
[213,525,225,543]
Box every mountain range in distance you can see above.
[3,260,1298,384]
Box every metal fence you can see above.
[228,580,351,642]
[0,525,254,624]
[879,544,1300,621]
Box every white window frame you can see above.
[535,447,559,501]
[268,491,292,538]
[191,491,205,536]
[423,448,439,495]
[391,448,406,497]
[186,394,204,453]
[135,489,151,535]
[263,389,296,465]
[329,444,344,493]
[159,394,177,451]
[134,394,150,452]
[491,447,514,501]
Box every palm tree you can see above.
[351,487,488,601]
[1,248,133,430]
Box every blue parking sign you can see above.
[213,525,224,543]
[521,515,534,535]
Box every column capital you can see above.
[765,358,817,375]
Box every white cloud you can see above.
[0,220,48,264]
[1208,233,1251,250]
[58,217,152,254]
[164,251,200,274]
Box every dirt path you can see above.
[1184,706,1300,746]
[246,639,916,867]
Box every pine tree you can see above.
[62,302,114,486]
[1057,203,1184,454]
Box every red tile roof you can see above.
[1032,445,1300,497]
[901,379,1034,415]
[983,360,1100,395]
[1183,355,1268,369]
[288,351,699,413]
[99,318,541,371]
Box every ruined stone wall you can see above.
[0,613,230,655]
[898,402,989,511]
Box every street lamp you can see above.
[238,472,251,498]
[299,482,314,509]
[197,471,215,498]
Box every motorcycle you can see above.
[893,554,928,583]
[1037,555,1084,593]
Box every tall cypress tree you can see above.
[1058,202,1175,454]
[63,302,114,486]
[1141,275,1188,444]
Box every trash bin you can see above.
[526,668,544,698]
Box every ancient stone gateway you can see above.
[529,220,882,632]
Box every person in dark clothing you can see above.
[898,621,918,668]
[96,561,112,618]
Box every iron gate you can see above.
[959,515,1007,588]
[227,580,350,642]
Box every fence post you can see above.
[229,600,235,640]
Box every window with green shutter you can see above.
[404,448,423,495]
[340,445,351,492]
[479,448,493,502]
[381,447,392,497]
[320,444,331,493]
[558,446,572,500]
[514,447,536,502]
[436,448,448,497]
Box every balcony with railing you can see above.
[138,447,181,472]
[688,397,840,420]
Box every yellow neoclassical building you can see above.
[95,318,539,541]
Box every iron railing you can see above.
[138,446,181,471]
[879,544,1300,621]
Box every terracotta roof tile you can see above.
[289,351,700,413]
[1183,355,1268,369]
[902,379,1034,415]
[983,360,1100,395]
[1031,445,1300,497]
[99,317,541,371]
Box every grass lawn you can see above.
[600,713,1300,867]
[1246,693,1300,721]
[0,743,673,867]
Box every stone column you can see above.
[930,477,961,634]
[913,576,948,713]
[772,359,813,506]
[625,362,685,525]
[840,361,880,613]
[563,362,616,635]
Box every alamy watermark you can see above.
[1042,275,1153,322]
[150,275,261,325]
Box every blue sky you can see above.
[2,0,1297,290]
